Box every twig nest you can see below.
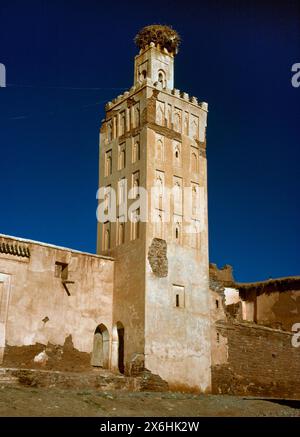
[134,25,180,55]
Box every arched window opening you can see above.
[157,70,166,88]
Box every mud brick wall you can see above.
[212,321,300,399]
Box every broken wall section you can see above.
[210,263,300,398]
[212,320,300,398]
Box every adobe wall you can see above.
[256,291,300,331]
[209,264,300,398]
[0,235,114,371]
[212,321,300,399]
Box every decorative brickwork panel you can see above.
[0,241,30,258]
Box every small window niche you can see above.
[132,137,140,163]
[103,222,111,251]
[105,150,112,177]
[118,143,126,170]
[55,262,68,281]
[131,208,140,241]
[173,285,185,309]
[132,171,140,199]
[117,218,125,245]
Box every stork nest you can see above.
[134,24,180,54]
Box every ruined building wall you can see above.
[210,264,300,398]
[212,321,300,398]
[254,290,300,331]
[0,235,114,370]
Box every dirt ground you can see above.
[0,386,299,417]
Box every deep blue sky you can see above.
[0,0,299,281]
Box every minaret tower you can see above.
[97,25,211,392]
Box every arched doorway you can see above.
[91,323,109,368]
[117,322,125,374]
[111,321,125,374]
